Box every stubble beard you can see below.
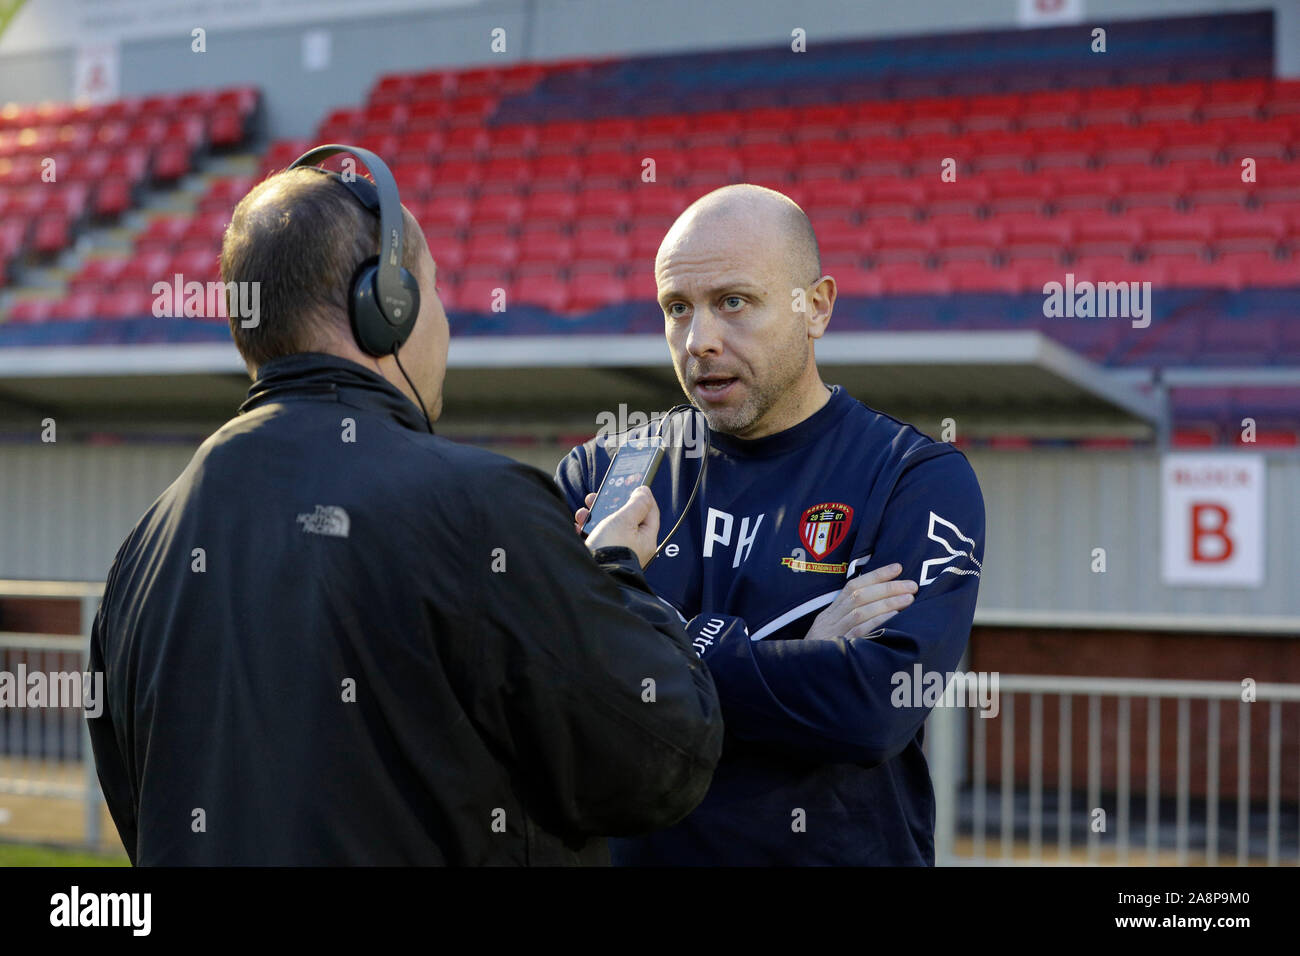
[678,335,810,438]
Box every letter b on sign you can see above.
[1190,503,1233,563]
[1161,454,1263,587]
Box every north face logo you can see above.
[296,505,350,538]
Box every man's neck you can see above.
[737,377,833,440]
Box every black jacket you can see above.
[87,352,723,865]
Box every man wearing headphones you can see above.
[86,147,724,865]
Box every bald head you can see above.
[656,183,821,287]
[654,183,836,439]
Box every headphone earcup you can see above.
[349,257,420,356]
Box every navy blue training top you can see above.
[556,385,986,865]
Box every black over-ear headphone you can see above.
[288,144,421,357]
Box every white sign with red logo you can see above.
[1161,454,1265,588]
[72,43,120,104]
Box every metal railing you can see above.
[0,581,104,851]
[928,675,1300,865]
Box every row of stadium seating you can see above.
[0,87,258,132]
[300,117,1298,180]
[0,86,258,274]
[325,85,1300,147]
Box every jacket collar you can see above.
[239,352,430,433]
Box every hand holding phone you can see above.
[582,486,661,568]
[584,438,665,529]
[576,438,665,568]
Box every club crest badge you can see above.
[798,502,854,559]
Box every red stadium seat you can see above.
[523,189,578,225]
[463,233,518,268]
[455,276,507,313]
[1050,171,1120,213]
[430,160,481,190]
[370,73,414,104]
[1238,257,1300,287]
[1136,82,1204,124]
[517,232,574,266]
[532,155,582,187]
[535,121,589,156]
[514,274,568,311]
[118,250,173,286]
[932,216,1003,264]
[924,179,988,217]
[1176,259,1245,290]
[406,99,449,132]
[48,291,102,320]
[364,102,408,129]
[1019,90,1082,130]
[138,216,191,252]
[1033,129,1099,170]
[740,108,796,147]
[1066,255,1140,283]
[1138,210,1214,257]
[861,181,926,219]
[70,257,130,291]
[1219,117,1295,162]
[32,213,70,254]
[832,270,884,296]
[1091,127,1161,168]
[438,127,489,162]
[1266,79,1300,117]
[1078,85,1141,127]
[944,262,1027,293]
[575,188,632,225]
[845,101,907,139]
[876,263,952,295]
[1069,214,1145,258]
[1201,79,1267,121]
[817,219,871,256]
[573,229,630,262]
[683,111,744,148]
[1115,167,1188,211]
[961,93,1021,133]
[471,194,524,226]
[5,297,56,323]
[1159,121,1227,164]
[585,118,636,153]
[965,131,1027,174]
[867,223,937,266]
[986,172,1056,215]
[853,140,917,178]
[487,124,538,159]
[99,289,154,319]
[1213,211,1288,255]
[569,276,627,313]
[170,248,221,283]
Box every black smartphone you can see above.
[584,437,665,530]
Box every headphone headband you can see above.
[288,144,416,331]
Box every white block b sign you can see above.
[1161,454,1265,588]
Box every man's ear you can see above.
[806,275,836,339]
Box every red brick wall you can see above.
[0,598,83,636]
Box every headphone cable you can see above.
[392,345,434,434]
